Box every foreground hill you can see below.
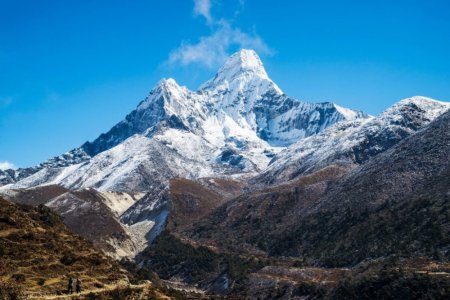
[1,186,150,258]
[0,196,129,297]
[0,197,182,299]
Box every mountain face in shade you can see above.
[1,49,368,190]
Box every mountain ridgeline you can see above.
[1,49,450,299]
[0,49,368,188]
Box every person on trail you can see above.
[67,277,73,294]
[76,278,82,294]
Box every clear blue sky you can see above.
[1,0,449,168]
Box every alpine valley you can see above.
[1,50,450,299]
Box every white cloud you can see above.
[168,21,271,69]
[193,0,213,24]
[0,161,16,170]
[168,0,271,69]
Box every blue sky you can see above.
[1,0,450,168]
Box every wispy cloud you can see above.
[168,1,271,69]
[0,161,16,170]
[168,21,270,69]
[193,0,213,24]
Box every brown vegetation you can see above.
[0,197,129,298]
[167,177,244,232]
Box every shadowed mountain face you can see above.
[188,110,450,267]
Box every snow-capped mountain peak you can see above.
[137,78,188,111]
[200,49,282,94]
[334,103,372,120]
[1,49,373,190]
[381,96,450,121]
[210,49,269,83]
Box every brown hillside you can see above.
[2,185,68,206]
[4,186,136,257]
[168,177,245,232]
[48,189,133,256]
[0,196,128,297]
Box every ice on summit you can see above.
[3,49,372,190]
[201,49,274,87]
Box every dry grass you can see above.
[0,197,128,297]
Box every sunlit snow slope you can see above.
[2,49,368,191]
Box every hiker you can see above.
[76,278,82,294]
[67,277,73,294]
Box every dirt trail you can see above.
[0,228,20,237]
[163,280,205,294]
[27,282,151,300]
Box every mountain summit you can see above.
[1,49,369,191]
[201,49,274,87]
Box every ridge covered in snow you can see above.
[256,96,450,184]
[1,49,368,190]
